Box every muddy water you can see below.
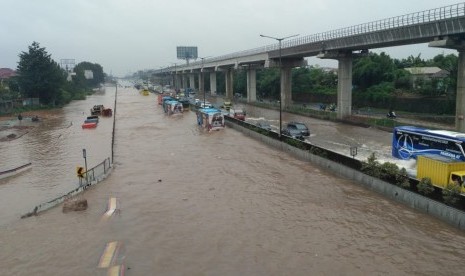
[1,85,465,275]
[0,89,114,224]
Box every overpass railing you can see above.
[165,3,465,72]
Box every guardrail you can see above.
[21,158,112,218]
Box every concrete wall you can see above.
[226,121,465,231]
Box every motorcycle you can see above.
[386,111,397,119]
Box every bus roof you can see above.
[199,108,222,114]
[394,126,465,140]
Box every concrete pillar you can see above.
[199,72,205,94]
[456,51,465,132]
[225,69,234,100]
[182,75,188,90]
[189,74,195,89]
[337,54,353,119]
[247,68,257,103]
[174,75,180,90]
[210,72,217,95]
[281,67,292,109]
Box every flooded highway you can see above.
[1,84,465,275]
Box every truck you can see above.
[417,155,465,193]
[222,100,232,111]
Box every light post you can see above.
[260,34,299,138]
[82,149,88,185]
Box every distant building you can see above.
[0,68,17,80]
[404,67,449,89]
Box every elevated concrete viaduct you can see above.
[157,3,465,131]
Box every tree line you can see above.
[0,42,106,109]
[198,51,457,102]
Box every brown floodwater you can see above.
[1,84,465,275]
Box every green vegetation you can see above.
[417,177,435,196]
[1,41,106,113]
[442,182,462,207]
[227,52,457,114]
[361,153,410,187]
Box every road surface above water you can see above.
[1,84,465,275]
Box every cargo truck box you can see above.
[417,155,465,193]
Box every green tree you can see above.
[292,67,313,93]
[432,53,458,94]
[353,52,396,91]
[257,68,279,100]
[16,41,67,105]
[73,61,105,89]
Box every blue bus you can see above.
[392,126,465,161]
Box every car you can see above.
[281,128,305,140]
[196,102,214,109]
[285,122,310,136]
[222,101,232,111]
[229,109,246,121]
[256,121,272,131]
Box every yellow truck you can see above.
[222,100,232,111]
[417,155,465,193]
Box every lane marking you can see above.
[103,197,118,218]
[108,265,125,276]
[98,241,120,268]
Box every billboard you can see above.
[176,46,198,60]
[84,70,94,79]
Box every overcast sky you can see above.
[0,0,461,77]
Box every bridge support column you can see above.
[337,54,353,119]
[457,51,465,132]
[281,67,292,108]
[182,75,188,90]
[246,69,257,103]
[225,69,234,100]
[175,75,181,91]
[429,38,465,131]
[317,51,353,119]
[210,72,217,95]
[198,72,204,94]
[189,74,195,89]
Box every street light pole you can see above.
[82,149,88,185]
[260,34,299,139]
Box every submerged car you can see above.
[281,128,305,140]
[229,109,246,121]
[285,122,310,136]
[256,121,272,131]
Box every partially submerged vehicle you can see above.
[102,108,112,117]
[196,108,225,131]
[90,105,104,116]
[164,100,184,115]
[141,88,150,96]
[222,101,232,111]
[86,115,99,123]
[82,122,97,129]
[228,109,246,121]
[157,94,173,105]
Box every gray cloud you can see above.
[0,0,458,76]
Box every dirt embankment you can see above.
[0,111,58,142]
